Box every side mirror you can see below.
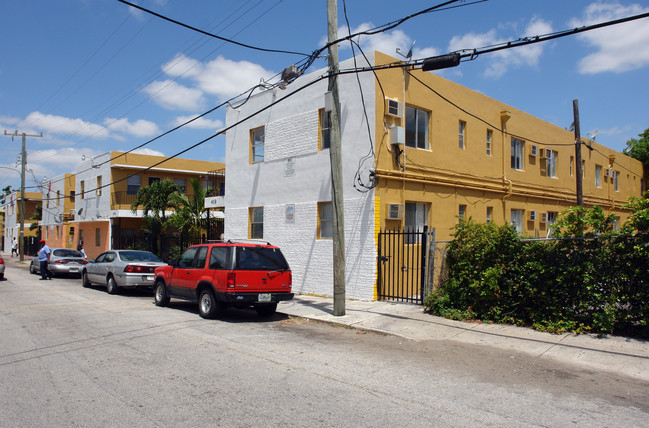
[88,259,95,263]
[167,258,178,267]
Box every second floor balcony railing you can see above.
[112,191,139,208]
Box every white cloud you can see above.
[20,111,109,138]
[449,17,553,78]
[104,118,160,137]
[570,2,649,74]
[142,79,206,111]
[161,54,203,79]
[193,56,276,100]
[172,115,223,130]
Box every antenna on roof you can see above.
[396,40,415,60]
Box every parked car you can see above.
[29,248,88,277]
[81,250,166,294]
[154,241,293,319]
[0,254,5,280]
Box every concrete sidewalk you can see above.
[278,295,649,382]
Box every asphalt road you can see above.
[1,261,648,427]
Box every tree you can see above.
[623,127,649,166]
[168,178,208,237]
[131,178,180,255]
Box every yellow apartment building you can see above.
[2,191,42,255]
[41,173,76,249]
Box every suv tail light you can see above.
[0,258,4,265]
[226,272,236,289]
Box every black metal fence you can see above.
[111,233,207,262]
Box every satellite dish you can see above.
[77,208,84,215]
[588,129,599,140]
[55,214,63,223]
[396,40,416,60]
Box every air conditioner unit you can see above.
[69,209,75,216]
[385,99,404,118]
[530,145,538,156]
[96,189,102,196]
[541,212,548,223]
[605,168,611,177]
[390,126,405,146]
[529,210,537,221]
[387,203,404,220]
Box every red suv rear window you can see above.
[235,246,289,271]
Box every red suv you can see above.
[153,241,293,318]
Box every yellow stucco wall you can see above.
[372,52,644,240]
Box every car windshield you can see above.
[235,246,289,270]
[53,249,83,257]
[118,251,162,262]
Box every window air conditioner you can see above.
[529,210,537,221]
[530,145,538,156]
[385,99,404,118]
[541,212,548,223]
[387,203,404,220]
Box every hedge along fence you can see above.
[424,196,649,338]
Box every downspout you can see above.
[500,110,512,224]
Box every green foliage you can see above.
[168,178,208,235]
[623,127,649,167]
[425,204,649,338]
[131,178,181,254]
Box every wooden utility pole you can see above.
[3,130,43,261]
[327,0,346,316]
[573,100,583,207]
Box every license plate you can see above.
[69,268,79,272]
[258,293,271,302]
[145,275,154,281]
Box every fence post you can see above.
[420,226,428,303]
[427,227,436,296]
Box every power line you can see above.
[116,0,310,57]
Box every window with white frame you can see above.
[486,130,492,156]
[251,127,265,164]
[570,156,574,176]
[318,202,333,239]
[405,105,429,149]
[511,138,524,170]
[96,176,102,196]
[458,120,466,149]
[405,202,429,243]
[613,170,619,191]
[486,206,493,224]
[511,209,524,233]
[80,180,85,200]
[546,150,557,178]
[595,165,602,188]
[458,204,466,221]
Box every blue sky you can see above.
[1,0,648,194]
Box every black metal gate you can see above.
[377,227,429,304]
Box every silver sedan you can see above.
[81,250,166,294]
[29,248,88,277]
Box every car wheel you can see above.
[29,263,36,275]
[0,273,4,280]
[198,289,223,319]
[154,281,170,307]
[106,276,119,294]
[82,271,91,288]
[254,302,277,318]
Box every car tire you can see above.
[154,281,170,307]
[0,273,4,280]
[198,289,223,319]
[29,263,36,275]
[254,302,277,318]
[106,275,119,295]
[82,271,91,288]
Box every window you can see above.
[405,202,429,244]
[547,211,558,237]
[546,150,557,178]
[511,209,524,233]
[613,170,619,191]
[486,207,493,224]
[319,109,331,150]
[511,138,524,170]
[458,204,466,221]
[95,228,101,247]
[251,127,265,163]
[570,156,574,176]
[174,178,186,193]
[486,130,492,156]
[178,247,198,268]
[80,180,85,200]
[69,190,75,202]
[148,177,160,186]
[209,247,230,270]
[318,202,333,239]
[582,160,586,178]
[595,165,602,188]
[56,190,60,207]
[127,175,141,195]
[96,176,102,196]
[195,246,208,269]
[405,106,429,149]
[613,217,620,232]
[249,207,263,239]
[458,120,466,149]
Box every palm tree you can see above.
[131,178,180,255]
[169,178,208,239]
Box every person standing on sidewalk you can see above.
[37,240,53,280]
[11,237,18,257]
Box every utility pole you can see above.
[327,0,346,316]
[572,100,583,207]
[4,130,43,261]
